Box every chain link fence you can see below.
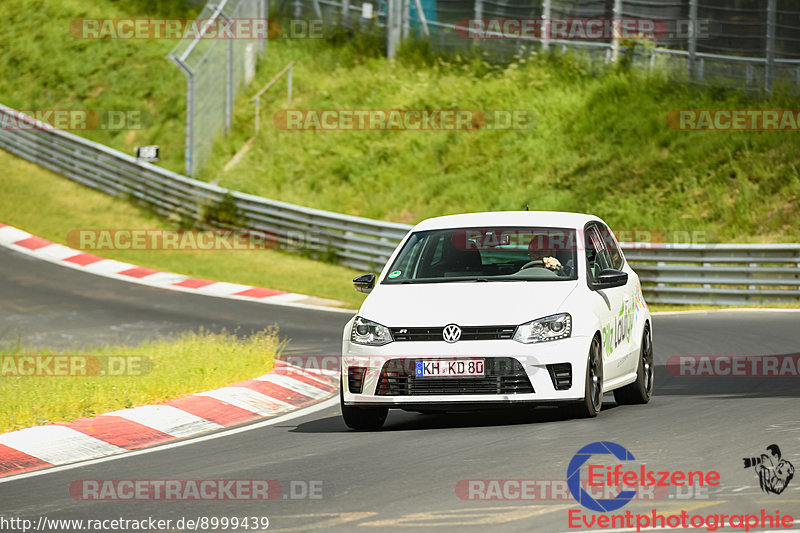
[289,0,800,92]
[168,0,267,177]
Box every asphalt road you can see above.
[2,244,800,533]
[0,246,347,354]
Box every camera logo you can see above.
[743,444,795,495]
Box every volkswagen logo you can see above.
[442,324,462,343]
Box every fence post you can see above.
[541,0,551,51]
[474,0,482,21]
[688,0,697,80]
[254,97,260,135]
[611,0,622,62]
[413,0,430,36]
[260,0,267,53]
[343,0,350,25]
[294,0,302,18]
[170,56,195,176]
[288,64,293,103]
[765,0,776,94]
[387,0,402,58]
[402,0,410,39]
[226,32,233,132]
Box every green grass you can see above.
[0,328,280,433]
[0,150,367,309]
[4,0,797,243]
[2,2,799,312]
[0,0,198,174]
[199,37,800,242]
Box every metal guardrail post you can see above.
[765,0,776,94]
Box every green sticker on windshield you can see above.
[388,270,402,278]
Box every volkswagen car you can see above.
[340,211,653,430]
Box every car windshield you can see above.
[382,226,579,284]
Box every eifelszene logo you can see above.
[567,441,721,513]
[743,444,795,495]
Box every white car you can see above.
[340,211,653,430]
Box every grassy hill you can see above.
[204,37,800,242]
[1,0,798,244]
[0,0,198,173]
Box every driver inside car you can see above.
[522,235,564,273]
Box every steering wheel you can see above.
[519,260,548,271]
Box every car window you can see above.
[585,225,612,284]
[387,233,426,278]
[383,227,579,284]
[597,223,624,269]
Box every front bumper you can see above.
[342,336,592,407]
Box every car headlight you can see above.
[513,313,572,344]
[350,316,393,346]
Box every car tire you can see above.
[340,376,388,430]
[613,324,654,405]
[565,336,603,418]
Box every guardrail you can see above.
[1,104,799,305]
[622,243,800,306]
[0,104,409,273]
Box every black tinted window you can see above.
[383,227,579,284]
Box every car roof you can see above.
[410,211,603,232]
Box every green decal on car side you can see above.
[388,270,402,278]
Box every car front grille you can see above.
[390,326,516,342]
[376,357,534,396]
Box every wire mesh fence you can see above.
[285,0,800,93]
[168,0,267,177]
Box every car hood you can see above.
[358,280,579,327]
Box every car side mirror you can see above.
[594,269,628,290]
[353,273,376,294]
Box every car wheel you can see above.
[340,376,388,430]
[613,324,654,405]
[566,336,603,418]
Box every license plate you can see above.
[415,359,485,377]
